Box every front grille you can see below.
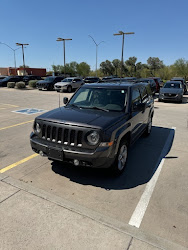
[41,124,83,147]
[164,93,176,97]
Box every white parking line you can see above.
[128,127,176,228]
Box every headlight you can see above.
[86,131,100,145]
[35,123,41,134]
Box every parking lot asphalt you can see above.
[0,88,188,249]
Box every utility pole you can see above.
[16,43,29,75]
[114,31,135,80]
[88,35,104,76]
[0,42,22,75]
[56,37,72,77]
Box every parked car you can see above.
[0,76,23,87]
[0,75,8,80]
[135,78,157,95]
[149,77,163,92]
[36,76,65,91]
[84,77,100,83]
[101,76,118,82]
[23,75,42,83]
[30,81,154,175]
[170,77,187,94]
[158,81,184,103]
[54,77,84,93]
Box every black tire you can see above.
[178,99,183,103]
[158,99,162,102]
[47,85,53,91]
[110,140,128,175]
[144,116,152,136]
[67,86,72,93]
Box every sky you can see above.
[0,0,188,71]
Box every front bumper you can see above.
[30,134,115,169]
[159,94,182,102]
[55,85,68,91]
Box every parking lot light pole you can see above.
[16,43,29,75]
[0,42,22,75]
[88,35,104,77]
[113,31,135,79]
[56,38,72,77]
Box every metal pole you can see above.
[63,40,66,76]
[13,50,17,75]
[120,33,125,80]
[22,45,26,75]
[96,45,98,76]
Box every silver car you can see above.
[54,77,84,93]
[158,81,184,103]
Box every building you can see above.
[0,67,46,76]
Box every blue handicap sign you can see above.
[12,108,47,115]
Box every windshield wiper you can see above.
[80,106,109,112]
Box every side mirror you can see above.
[63,97,68,104]
[133,102,145,111]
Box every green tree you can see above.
[19,65,29,68]
[76,62,90,77]
[100,60,114,75]
[125,57,137,76]
[172,58,188,79]
[112,59,121,76]
[147,57,164,75]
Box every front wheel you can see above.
[67,86,72,93]
[110,140,128,175]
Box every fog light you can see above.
[74,159,79,166]
[39,151,46,157]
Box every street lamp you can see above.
[56,37,72,77]
[16,43,29,75]
[114,31,135,79]
[88,35,104,76]
[0,42,22,75]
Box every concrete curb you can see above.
[1,173,186,250]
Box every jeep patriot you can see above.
[30,82,154,174]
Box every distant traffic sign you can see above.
[12,108,47,115]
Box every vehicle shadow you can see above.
[51,126,175,190]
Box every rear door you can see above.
[131,87,144,142]
[139,85,151,128]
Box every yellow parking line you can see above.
[0,103,19,107]
[0,154,38,173]
[0,120,33,131]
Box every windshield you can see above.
[45,77,55,82]
[68,87,127,111]
[164,82,181,89]
[62,78,72,82]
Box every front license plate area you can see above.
[48,148,63,161]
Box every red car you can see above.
[149,77,163,92]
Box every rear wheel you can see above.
[144,116,152,136]
[110,140,128,175]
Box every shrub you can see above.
[7,82,16,88]
[16,82,26,89]
[29,80,38,88]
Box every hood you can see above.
[37,106,127,130]
[55,82,70,86]
[37,79,50,84]
[160,88,183,94]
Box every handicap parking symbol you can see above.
[12,108,47,115]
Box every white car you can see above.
[54,77,84,93]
